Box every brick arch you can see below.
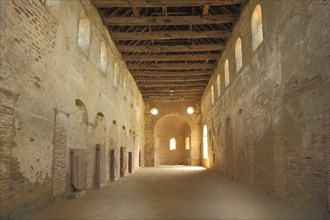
[154,114,191,166]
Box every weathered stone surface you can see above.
[0,0,329,219]
[201,0,329,217]
[0,0,145,219]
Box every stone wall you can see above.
[144,102,201,167]
[201,0,329,217]
[0,0,145,219]
[154,114,191,165]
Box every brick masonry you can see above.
[0,0,145,218]
[200,1,329,217]
[86,126,95,189]
[52,109,69,198]
[0,88,18,219]
[1,0,57,81]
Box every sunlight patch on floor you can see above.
[156,165,206,171]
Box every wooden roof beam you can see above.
[131,70,213,77]
[135,77,209,82]
[144,93,202,97]
[143,95,201,101]
[127,63,216,70]
[117,44,225,52]
[135,75,210,79]
[103,15,237,26]
[144,97,201,102]
[142,91,203,95]
[93,0,245,8]
[140,88,205,93]
[137,82,207,87]
[111,30,231,40]
[123,54,219,61]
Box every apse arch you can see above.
[154,114,191,166]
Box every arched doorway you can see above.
[154,114,191,165]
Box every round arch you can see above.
[154,114,192,166]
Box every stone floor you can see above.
[25,166,324,220]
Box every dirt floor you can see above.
[24,166,324,219]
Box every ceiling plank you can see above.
[111,30,231,40]
[142,91,203,94]
[117,44,225,52]
[144,93,202,97]
[140,88,205,93]
[123,54,219,61]
[131,70,213,76]
[103,15,237,26]
[137,82,207,87]
[127,63,216,70]
[144,95,201,101]
[144,97,201,102]
[135,77,209,82]
[93,0,245,8]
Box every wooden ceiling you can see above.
[93,0,247,102]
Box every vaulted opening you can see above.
[154,114,191,165]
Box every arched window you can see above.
[113,63,119,88]
[75,99,88,125]
[170,138,176,150]
[203,125,208,159]
[185,137,190,150]
[251,4,263,51]
[211,85,215,105]
[235,38,243,72]
[216,74,220,97]
[123,77,127,98]
[99,41,108,73]
[224,59,230,87]
[78,12,90,52]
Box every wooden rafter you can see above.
[127,63,216,70]
[93,0,245,8]
[131,70,213,77]
[135,77,209,82]
[141,90,203,95]
[117,44,225,52]
[123,54,219,61]
[103,15,237,26]
[144,97,201,102]
[140,88,204,92]
[137,82,207,87]
[94,0,246,102]
[111,30,231,40]
[144,93,202,97]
